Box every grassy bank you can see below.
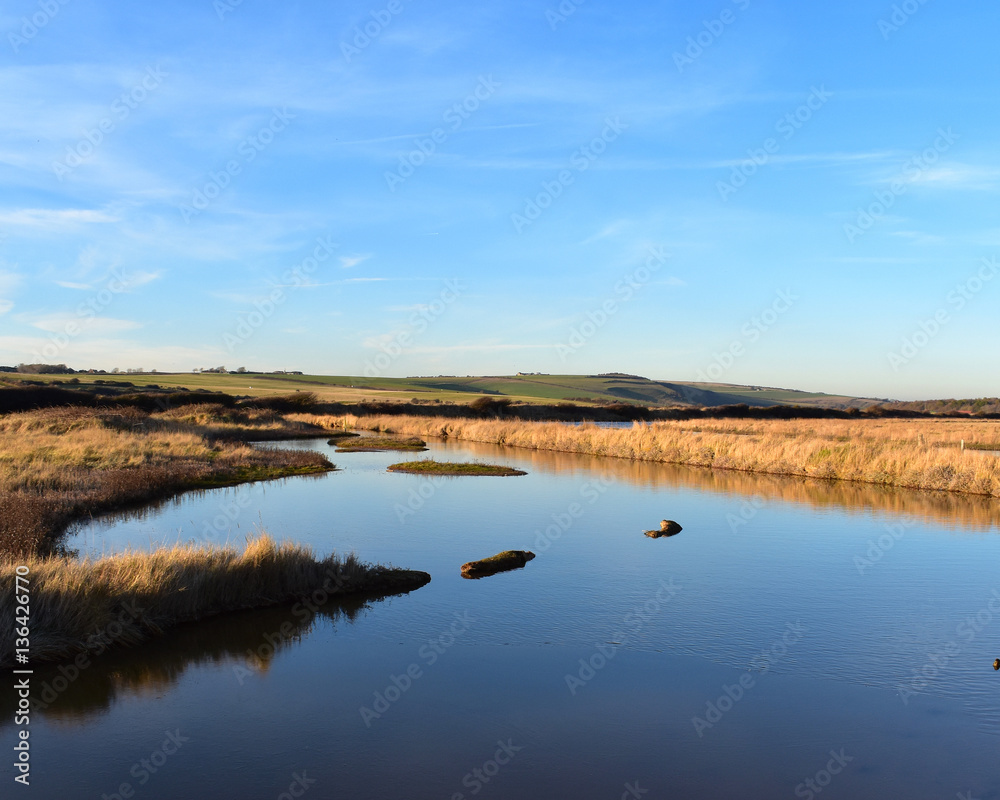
[0,534,430,668]
[0,405,335,557]
[334,414,1000,497]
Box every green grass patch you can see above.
[191,463,335,490]
[335,436,427,452]
[386,460,527,476]
[326,432,361,444]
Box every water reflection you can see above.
[0,591,396,725]
[70,436,1000,540]
[59,471,328,557]
[13,435,1000,798]
[436,438,1000,532]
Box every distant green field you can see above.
[29,372,878,409]
[681,381,881,409]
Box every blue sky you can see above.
[0,0,997,400]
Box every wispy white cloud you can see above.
[0,269,23,295]
[211,291,267,305]
[76,245,103,273]
[336,123,541,147]
[120,269,161,290]
[339,254,371,269]
[0,335,224,371]
[904,164,1000,190]
[817,256,924,264]
[53,269,158,292]
[0,208,119,229]
[408,343,553,354]
[27,313,142,335]
[264,277,394,288]
[889,231,945,246]
[581,220,632,244]
[714,151,897,170]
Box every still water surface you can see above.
[3,436,1000,798]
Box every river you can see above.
[3,435,999,798]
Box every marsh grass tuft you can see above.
[341,414,1000,497]
[0,534,430,667]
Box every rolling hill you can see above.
[22,371,883,410]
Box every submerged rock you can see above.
[644,519,683,538]
[461,550,535,578]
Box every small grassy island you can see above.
[326,431,362,444]
[334,436,428,452]
[387,460,527,476]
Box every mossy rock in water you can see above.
[644,519,682,538]
[461,550,536,578]
[361,568,433,594]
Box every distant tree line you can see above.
[193,366,303,375]
[12,363,74,374]
[2,364,305,376]
[877,398,1000,416]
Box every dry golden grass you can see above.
[0,534,429,667]
[0,406,334,557]
[329,414,1000,497]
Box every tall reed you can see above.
[0,534,429,667]
[332,414,1000,497]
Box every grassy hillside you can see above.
[676,381,885,409]
[11,371,879,410]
